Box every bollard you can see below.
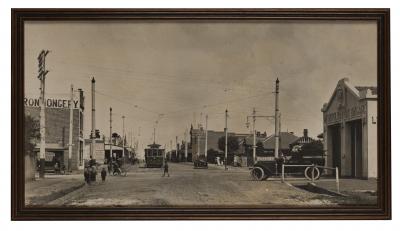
[335,167,340,193]
[281,164,285,183]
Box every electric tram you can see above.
[144,143,165,168]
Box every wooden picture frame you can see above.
[11,8,391,220]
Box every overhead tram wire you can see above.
[111,112,155,124]
[29,53,281,96]
[33,57,279,96]
[161,91,274,119]
[95,87,274,123]
[54,53,226,83]
[94,87,276,135]
[94,90,162,116]
[42,57,226,88]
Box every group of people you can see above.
[83,157,171,184]
[84,166,107,184]
[84,156,108,184]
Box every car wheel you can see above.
[304,167,320,181]
[251,167,265,181]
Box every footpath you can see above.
[25,173,86,206]
[287,178,378,205]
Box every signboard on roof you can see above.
[24,95,79,109]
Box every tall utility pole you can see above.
[109,107,113,160]
[131,129,133,148]
[225,109,228,170]
[91,77,96,160]
[246,109,274,166]
[197,130,200,157]
[274,78,280,158]
[176,136,178,160]
[137,126,141,158]
[193,112,196,128]
[163,144,166,163]
[252,108,257,165]
[153,127,156,144]
[204,114,208,160]
[170,140,172,160]
[38,50,49,178]
[122,115,125,158]
[184,129,188,162]
[68,84,74,173]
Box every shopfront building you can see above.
[25,89,85,171]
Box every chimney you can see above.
[303,129,308,138]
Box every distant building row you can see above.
[184,125,315,166]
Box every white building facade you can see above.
[322,78,377,179]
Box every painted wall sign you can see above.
[324,104,366,124]
[24,97,79,109]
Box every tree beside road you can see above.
[24,114,40,181]
[218,136,239,164]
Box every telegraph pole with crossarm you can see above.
[246,109,275,166]
[38,50,49,178]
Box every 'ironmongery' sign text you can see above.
[24,97,79,109]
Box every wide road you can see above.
[50,162,334,207]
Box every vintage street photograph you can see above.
[23,20,378,207]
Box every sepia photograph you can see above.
[12,9,391,220]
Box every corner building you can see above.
[24,89,85,171]
[322,78,377,179]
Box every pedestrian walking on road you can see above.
[162,161,169,177]
[101,167,107,182]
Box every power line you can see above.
[95,90,162,116]
[38,57,227,87]
[96,87,273,124]
[162,92,274,118]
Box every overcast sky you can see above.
[24,20,377,154]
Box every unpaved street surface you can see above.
[49,163,337,207]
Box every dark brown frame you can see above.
[11,8,391,220]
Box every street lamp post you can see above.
[225,109,228,170]
[109,107,113,160]
[91,77,96,161]
[68,84,74,173]
[274,78,280,159]
[122,115,125,158]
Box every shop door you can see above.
[329,124,341,176]
[350,119,363,178]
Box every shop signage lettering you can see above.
[325,105,366,124]
[257,156,275,161]
[24,97,79,109]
